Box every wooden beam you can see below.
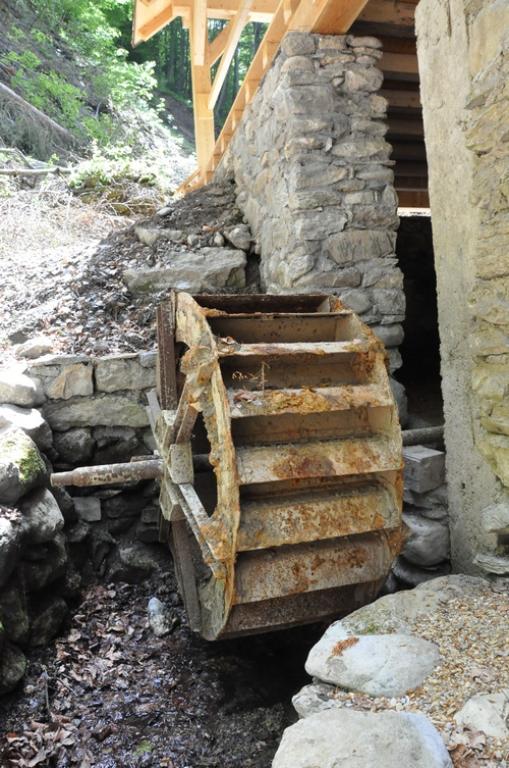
[379,51,418,76]
[134,1,177,44]
[189,4,215,177]
[358,0,416,28]
[207,21,233,66]
[382,88,421,110]
[397,189,430,208]
[192,0,208,65]
[311,0,371,34]
[387,116,423,137]
[208,0,253,109]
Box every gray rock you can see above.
[0,512,24,587]
[306,630,440,697]
[147,597,174,637]
[0,429,47,506]
[95,354,155,393]
[224,224,252,251]
[390,377,409,427]
[403,484,449,513]
[20,489,64,545]
[454,690,509,740]
[0,641,27,695]
[374,323,404,348]
[52,486,77,523]
[22,534,67,591]
[54,428,95,463]
[14,336,53,360]
[324,230,395,265]
[123,248,246,294]
[0,405,52,451]
[138,350,157,368]
[0,578,29,645]
[66,520,90,544]
[136,520,160,544]
[43,394,149,430]
[481,502,509,533]
[135,225,161,247]
[343,66,384,93]
[0,368,44,407]
[45,363,94,400]
[273,709,452,768]
[292,683,338,719]
[108,543,157,584]
[103,492,145,519]
[29,596,68,647]
[402,512,450,567]
[474,552,509,575]
[392,556,451,588]
[281,31,316,57]
[73,497,101,522]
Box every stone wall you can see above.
[416,0,509,573]
[0,352,162,694]
[216,31,405,377]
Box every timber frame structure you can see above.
[132,0,426,207]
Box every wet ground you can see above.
[0,559,322,768]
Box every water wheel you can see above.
[154,292,404,640]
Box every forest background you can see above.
[0,0,265,162]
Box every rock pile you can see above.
[278,575,509,767]
[1,182,258,363]
[389,444,450,589]
[0,427,72,695]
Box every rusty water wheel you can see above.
[154,292,404,640]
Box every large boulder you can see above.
[0,429,47,506]
[20,488,64,545]
[305,630,440,697]
[95,355,155,393]
[0,405,52,451]
[272,709,452,768]
[0,368,44,408]
[122,247,246,294]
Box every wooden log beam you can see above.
[358,0,416,28]
[207,21,233,66]
[189,6,215,176]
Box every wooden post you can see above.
[189,2,215,180]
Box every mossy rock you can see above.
[0,428,47,505]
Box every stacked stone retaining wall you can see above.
[216,31,405,378]
[0,352,162,694]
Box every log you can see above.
[50,459,163,487]
[402,425,444,446]
[0,82,77,146]
[0,166,72,176]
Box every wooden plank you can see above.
[208,0,254,109]
[156,298,178,409]
[380,51,419,76]
[207,21,233,66]
[388,116,424,137]
[358,0,416,28]
[382,88,421,109]
[397,189,430,207]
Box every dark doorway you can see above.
[395,211,443,427]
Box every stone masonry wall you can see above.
[0,352,162,694]
[416,0,509,573]
[216,31,405,377]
